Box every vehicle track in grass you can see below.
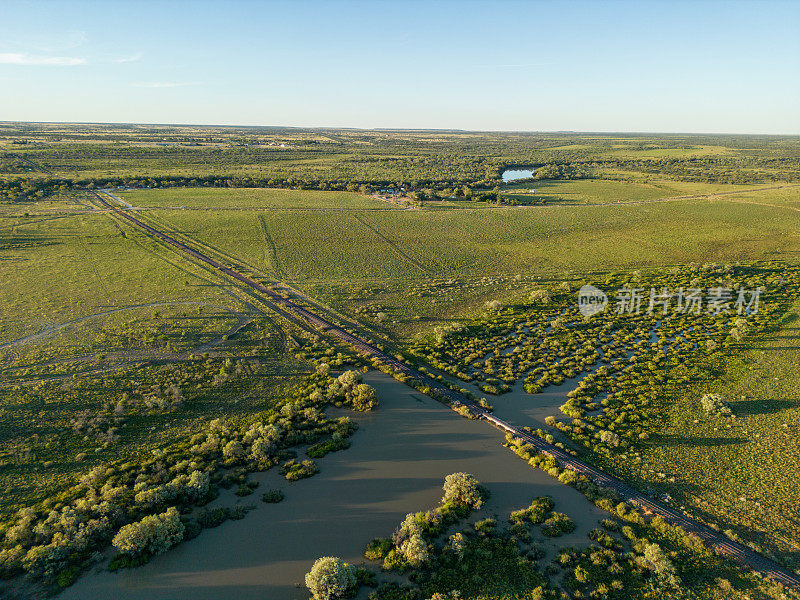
[352,212,433,274]
[256,212,287,280]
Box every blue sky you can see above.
[1,0,798,133]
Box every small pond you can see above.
[501,168,536,182]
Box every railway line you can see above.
[86,187,800,593]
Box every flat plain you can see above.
[2,126,800,599]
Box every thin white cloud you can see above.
[114,52,143,64]
[0,53,86,66]
[132,81,199,88]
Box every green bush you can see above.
[261,489,285,503]
[542,512,575,537]
[509,497,554,525]
[197,507,229,529]
[364,538,393,561]
[56,564,80,588]
[280,459,319,481]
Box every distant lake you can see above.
[502,168,536,182]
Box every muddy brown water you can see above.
[62,372,605,600]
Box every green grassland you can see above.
[501,177,776,205]
[119,187,394,210]
[0,199,298,518]
[635,305,800,563]
[127,186,800,339]
[0,209,250,343]
[502,178,678,204]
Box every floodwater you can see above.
[62,372,605,600]
[501,168,536,182]
[486,363,602,430]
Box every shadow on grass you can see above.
[732,398,800,416]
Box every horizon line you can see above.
[0,120,798,137]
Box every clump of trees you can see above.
[111,507,184,558]
[327,370,378,411]
[0,348,377,587]
[533,163,593,180]
[360,473,487,574]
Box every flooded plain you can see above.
[63,372,605,600]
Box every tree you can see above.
[700,393,732,416]
[186,470,209,500]
[400,534,429,567]
[600,430,620,447]
[304,556,357,600]
[641,542,680,586]
[350,383,378,411]
[442,472,485,509]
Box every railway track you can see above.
[89,188,800,593]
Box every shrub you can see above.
[473,518,497,534]
[530,289,551,304]
[399,534,429,567]
[364,538,393,560]
[186,470,210,500]
[280,459,319,481]
[261,489,284,503]
[196,507,229,529]
[351,383,378,411]
[485,300,505,311]
[640,542,680,586]
[56,564,80,588]
[235,484,254,497]
[509,496,554,525]
[22,544,68,580]
[307,436,351,458]
[542,512,575,537]
[222,440,245,462]
[600,430,620,447]
[446,532,467,557]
